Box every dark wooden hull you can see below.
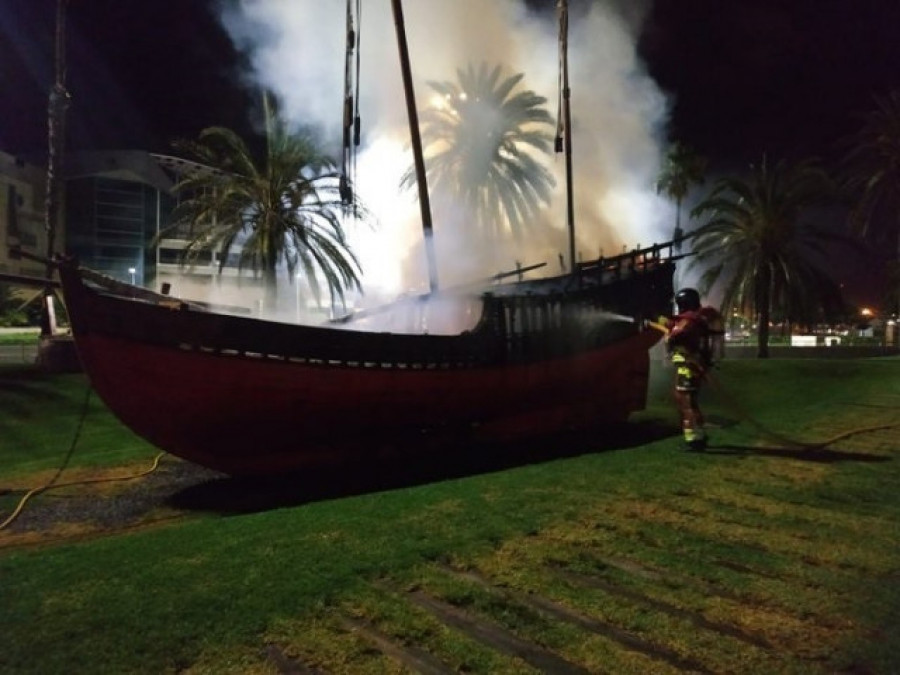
[56,247,675,476]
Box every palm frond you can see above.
[166,92,366,310]
[687,155,846,354]
[406,62,555,242]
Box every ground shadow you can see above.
[702,444,892,464]
[703,414,741,429]
[168,420,675,515]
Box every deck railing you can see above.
[577,240,685,280]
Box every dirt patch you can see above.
[0,457,223,549]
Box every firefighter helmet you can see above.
[674,288,701,312]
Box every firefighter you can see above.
[659,288,724,450]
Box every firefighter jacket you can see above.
[661,306,725,368]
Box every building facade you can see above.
[2,148,348,323]
[61,150,255,299]
[0,151,52,282]
[1,149,269,315]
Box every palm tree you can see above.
[655,141,707,249]
[167,96,363,314]
[840,89,900,314]
[689,156,840,357]
[401,62,556,241]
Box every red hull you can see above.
[77,328,659,475]
[54,243,675,476]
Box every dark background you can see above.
[5,0,900,166]
[641,0,900,171]
[2,0,253,155]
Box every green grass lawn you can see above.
[0,367,160,479]
[1,357,898,674]
[0,330,40,346]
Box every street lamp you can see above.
[128,267,136,285]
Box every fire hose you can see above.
[0,385,166,532]
[703,368,900,450]
[645,319,900,450]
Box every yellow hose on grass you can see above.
[0,452,166,532]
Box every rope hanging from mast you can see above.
[555,0,566,155]
[341,0,362,209]
[556,0,577,276]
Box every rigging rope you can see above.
[341,0,362,212]
[354,0,362,150]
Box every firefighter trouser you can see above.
[671,352,706,445]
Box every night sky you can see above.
[4,0,899,167]
[2,0,898,304]
[640,0,900,171]
[1,0,254,155]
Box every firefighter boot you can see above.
[683,425,707,452]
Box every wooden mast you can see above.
[390,0,439,293]
[41,0,70,336]
[558,0,577,277]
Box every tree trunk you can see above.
[673,197,684,251]
[756,264,771,358]
[263,265,278,316]
[895,235,900,317]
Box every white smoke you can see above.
[218,0,673,299]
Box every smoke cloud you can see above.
[217,0,672,300]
